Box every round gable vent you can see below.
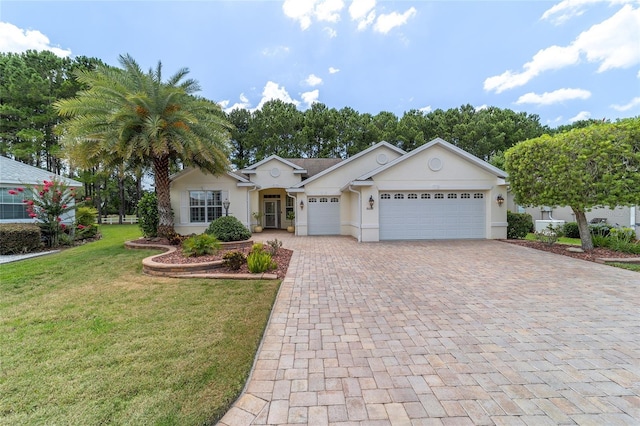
[377,153,388,165]
[428,157,443,171]
[270,167,281,177]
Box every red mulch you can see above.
[132,238,292,279]
[501,239,639,263]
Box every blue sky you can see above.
[1,0,639,127]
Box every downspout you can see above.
[631,205,637,238]
[348,184,362,242]
[287,192,297,236]
[248,184,258,230]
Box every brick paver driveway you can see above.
[220,236,640,425]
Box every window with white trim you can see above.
[320,197,328,202]
[189,190,222,223]
[394,193,404,199]
[0,187,30,220]
[381,193,391,199]
[461,193,470,199]
[447,193,457,199]
[473,193,484,199]
[309,197,318,202]
[421,193,431,199]
[408,193,417,199]
[434,193,444,199]
[330,197,339,203]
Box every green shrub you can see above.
[247,250,276,273]
[223,251,246,270]
[507,211,533,239]
[0,223,41,255]
[265,239,282,256]
[589,222,612,237]
[534,224,563,246]
[251,242,264,253]
[76,206,97,226]
[205,216,251,242]
[182,234,221,257]
[137,192,159,238]
[609,227,635,243]
[563,222,580,239]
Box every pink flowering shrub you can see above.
[13,179,76,247]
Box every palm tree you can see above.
[55,54,231,237]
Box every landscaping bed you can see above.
[503,239,639,263]
[129,237,293,279]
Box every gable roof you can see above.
[240,155,307,175]
[355,138,507,181]
[0,156,82,187]
[170,167,253,185]
[293,141,406,188]
[286,158,343,178]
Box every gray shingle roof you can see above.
[0,156,82,187]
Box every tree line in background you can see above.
[0,50,617,226]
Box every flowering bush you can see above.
[11,179,76,247]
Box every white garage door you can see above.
[308,197,340,235]
[379,192,485,240]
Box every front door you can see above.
[264,200,280,228]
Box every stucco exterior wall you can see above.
[368,145,508,239]
[249,159,302,189]
[522,205,639,238]
[302,145,403,196]
[170,169,250,235]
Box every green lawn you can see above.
[524,233,582,245]
[0,225,280,425]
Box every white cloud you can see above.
[261,45,290,57]
[255,81,300,110]
[282,0,344,30]
[324,27,338,38]
[349,0,376,30]
[572,4,640,72]
[541,0,631,25]
[569,111,592,122]
[475,105,489,112]
[328,67,340,74]
[301,90,320,108]
[485,4,640,93]
[305,74,323,86]
[0,22,71,57]
[419,105,432,113]
[316,0,344,23]
[374,7,417,34]
[515,88,592,105]
[484,45,580,93]
[611,96,640,111]
[219,93,252,113]
[284,0,415,34]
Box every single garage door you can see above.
[308,196,340,235]
[379,191,485,240]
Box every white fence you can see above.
[97,216,139,225]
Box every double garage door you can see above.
[379,191,486,240]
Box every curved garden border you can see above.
[125,239,278,280]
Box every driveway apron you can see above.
[220,236,640,425]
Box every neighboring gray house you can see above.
[0,156,82,224]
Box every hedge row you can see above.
[0,223,41,255]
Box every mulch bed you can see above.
[501,239,639,263]
[132,238,292,279]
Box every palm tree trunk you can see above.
[154,155,174,238]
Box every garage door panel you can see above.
[308,197,340,235]
[380,192,485,240]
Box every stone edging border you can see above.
[124,240,278,280]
